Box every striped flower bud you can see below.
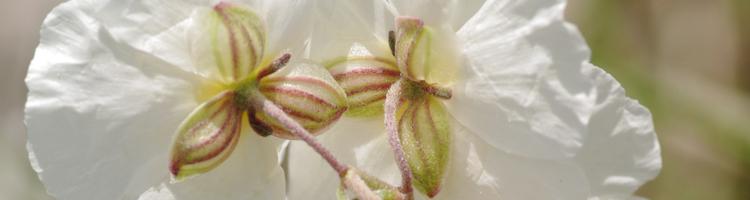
[326,55,399,117]
[256,62,348,139]
[170,91,243,181]
[396,89,451,198]
[391,16,455,198]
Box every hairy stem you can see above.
[257,95,348,174]
[257,95,382,199]
[384,79,414,196]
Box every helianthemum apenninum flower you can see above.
[288,0,662,199]
[26,0,363,199]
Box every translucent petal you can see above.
[240,0,315,56]
[381,0,486,31]
[448,0,661,197]
[25,1,285,199]
[99,0,313,77]
[138,134,287,200]
[427,123,590,200]
[448,0,592,159]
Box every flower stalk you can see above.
[384,79,414,197]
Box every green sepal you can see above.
[169,91,243,181]
[397,89,451,198]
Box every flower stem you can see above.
[384,79,414,196]
[256,94,382,200]
[256,95,348,175]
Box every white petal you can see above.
[428,123,589,200]
[309,0,393,60]
[100,0,314,72]
[139,135,287,200]
[449,0,660,197]
[382,0,486,31]
[26,1,285,199]
[449,0,589,159]
[241,0,315,56]
[286,118,400,200]
[572,72,661,198]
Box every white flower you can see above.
[287,0,662,199]
[25,0,342,199]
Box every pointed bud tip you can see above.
[169,161,186,182]
[426,186,441,198]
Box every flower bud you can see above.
[397,88,451,198]
[169,91,243,181]
[327,56,399,117]
[255,62,348,139]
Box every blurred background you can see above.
[0,0,748,199]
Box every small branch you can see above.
[384,79,414,195]
[256,95,348,175]
[256,94,381,200]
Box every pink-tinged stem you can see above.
[257,97,348,174]
[384,79,414,196]
[257,95,381,200]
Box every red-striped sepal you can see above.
[169,91,243,181]
[199,2,266,82]
[326,56,399,117]
[256,62,348,139]
[397,82,451,197]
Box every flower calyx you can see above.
[385,16,458,198]
[170,2,347,181]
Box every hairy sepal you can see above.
[397,89,451,198]
[256,62,348,139]
[327,56,399,117]
[192,2,266,82]
[170,91,243,181]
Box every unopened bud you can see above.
[397,94,451,198]
[169,91,243,181]
[255,62,348,139]
[327,56,400,117]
